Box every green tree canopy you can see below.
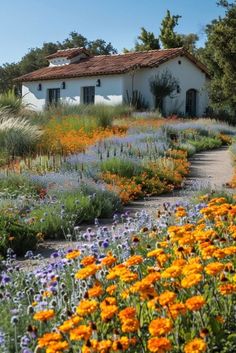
[0,31,117,94]
[199,1,236,114]
[159,10,183,48]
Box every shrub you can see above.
[0,90,27,114]
[0,212,38,256]
[100,158,146,178]
[0,110,42,157]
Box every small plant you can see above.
[0,90,27,114]
[149,70,179,112]
[125,90,149,110]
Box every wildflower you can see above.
[70,325,92,341]
[149,318,173,336]
[159,291,176,307]
[184,338,207,353]
[218,283,236,295]
[65,250,81,260]
[75,264,100,280]
[101,255,117,267]
[38,333,62,347]
[147,337,172,352]
[185,296,206,311]
[205,262,224,276]
[125,255,143,267]
[81,256,96,266]
[168,303,186,318]
[106,284,117,295]
[88,285,103,298]
[76,300,98,316]
[101,305,118,321]
[118,307,136,321]
[181,274,202,288]
[161,265,182,279]
[46,341,69,353]
[33,309,55,322]
[121,318,139,333]
[97,340,112,352]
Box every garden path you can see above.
[17,147,234,268]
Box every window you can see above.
[83,86,95,104]
[48,88,60,105]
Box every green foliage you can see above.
[159,10,183,48]
[198,2,236,116]
[0,173,43,198]
[0,110,42,157]
[0,31,117,94]
[0,212,38,256]
[149,70,179,111]
[100,158,146,178]
[33,103,132,128]
[134,27,160,51]
[188,136,223,151]
[0,90,26,114]
[125,90,149,110]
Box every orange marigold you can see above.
[184,338,207,353]
[159,291,177,307]
[33,309,55,322]
[205,262,224,276]
[125,255,143,267]
[149,318,173,336]
[70,325,92,341]
[185,296,206,311]
[181,274,202,288]
[38,332,62,347]
[76,300,98,316]
[65,250,81,260]
[75,264,100,280]
[147,337,172,353]
[81,255,96,266]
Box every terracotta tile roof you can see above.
[45,47,90,59]
[15,48,210,82]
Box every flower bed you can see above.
[1,196,236,352]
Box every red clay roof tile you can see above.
[15,48,209,82]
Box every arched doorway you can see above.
[186,89,197,116]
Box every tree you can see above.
[199,1,236,115]
[0,31,117,94]
[159,10,183,48]
[149,70,179,112]
[179,33,199,53]
[135,27,160,51]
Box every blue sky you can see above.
[0,0,226,65]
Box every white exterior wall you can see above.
[22,75,123,111]
[123,56,209,116]
[22,55,209,116]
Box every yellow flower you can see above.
[147,337,172,353]
[184,338,207,353]
[161,265,182,279]
[46,341,69,353]
[149,318,173,336]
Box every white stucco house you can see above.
[16,47,210,116]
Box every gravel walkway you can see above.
[17,147,234,267]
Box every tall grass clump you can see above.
[33,103,132,128]
[100,158,146,178]
[0,90,27,114]
[0,110,42,157]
